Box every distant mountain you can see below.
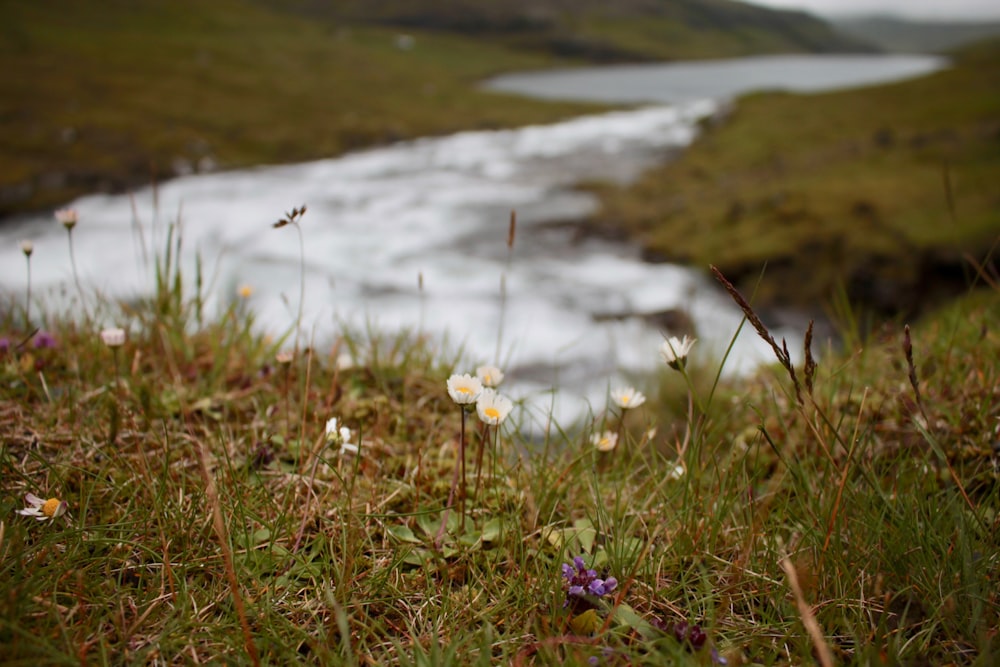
[257,0,874,60]
[831,15,1000,53]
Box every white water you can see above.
[1,100,783,428]
[1,55,945,428]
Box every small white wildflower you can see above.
[660,335,696,370]
[667,464,685,480]
[591,430,618,452]
[446,373,482,405]
[325,418,351,443]
[476,365,504,388]
[276,350,293,364]
[100,327,126,348]
[476,388,513,426]
[17,493,68,521]
[55,208,78,230]
[20,240,33,257]
[610,386,646,410]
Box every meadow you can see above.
[0,206,997,665]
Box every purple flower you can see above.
[562,555,617,611]
[33,330,57,349]
[0,337,9,355]
[662,617,726,664]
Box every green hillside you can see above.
[0,0,866,218]
[588,39,1000,319]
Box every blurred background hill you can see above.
[831,14,1000,53]
[1,0,869,218]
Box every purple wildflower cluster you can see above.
[562,555,617,611]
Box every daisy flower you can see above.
[610,386,646,410]
[55,208,78,230]
[446,373,482,405]
[100,327,126,348]
[591,430,618,452]
[476,365,504,388]
[476,388,513,425]
[660,335,696,370]
[17,493,68,521]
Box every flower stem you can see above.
[436,406,467,546]
[67,228,91,322]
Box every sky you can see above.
[744,0,1000,21]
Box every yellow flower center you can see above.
[621,396,630,404]
[485,407,500,420]
[458,386,473,394]
[42,498,62,517]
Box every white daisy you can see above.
[610,386,646,410]
[17,493,68,521]
[100,327,126,348]
[476,389,513,425]
[591,430,619,452]
[476,365,504,388]
[446,373,482,405]
[660,335,696,370]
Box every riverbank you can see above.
[586,39,1000,319]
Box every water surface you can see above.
[485,53,947,104]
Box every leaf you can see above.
[387,525,422,544]
[572,519,597,554]
[542,525,566,549]
[417,511,459,539]
[481,518,503,543]
[611,603,659,640]
[402,548,433,567]
[569,609,600,635]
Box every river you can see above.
[0,54,945,429]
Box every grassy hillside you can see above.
[0,0,601,217]
[0,0,866,219]
[832,15,1000,53]
[288,0,870,60]
[588,39,1000,319]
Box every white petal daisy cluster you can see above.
[447,369,513,426]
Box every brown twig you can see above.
[779,556,834,667]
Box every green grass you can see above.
[588,39,1000,316]
[1,213,997,664]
